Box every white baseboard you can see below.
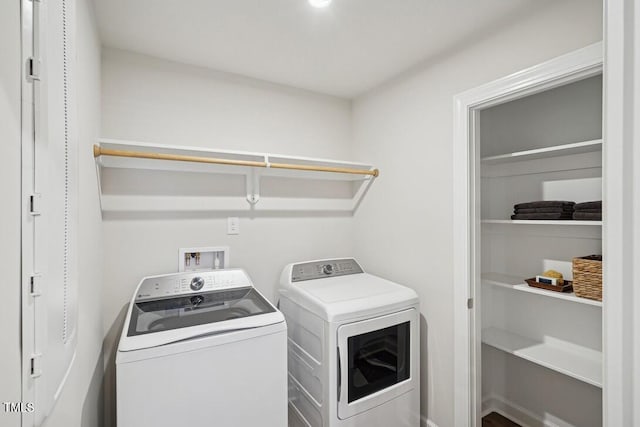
[482,394,575,427]
[420,415,439,427]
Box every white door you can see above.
[337,308,417,420]
[21,0,78,424]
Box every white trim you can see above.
[452,43,603,427]
[482,394,576,427]
[603,0,640,425]
[482,394,538,427]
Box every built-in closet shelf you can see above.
[93,139,378,213]
[482,273,603,307]
[482,327,603,388]
[482,219,602,226]
[480,139,602,164]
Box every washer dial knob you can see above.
[190,276,205,291]
[322,264,334,275]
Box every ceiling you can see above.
[95,0,553,98]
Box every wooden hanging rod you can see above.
[93,145,379,177]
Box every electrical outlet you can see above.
[227,217,240,235]
[178,246,229,272]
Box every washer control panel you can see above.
[291,258,363,282]
[135,269,251,302]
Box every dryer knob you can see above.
[190,276,205,291]
[190,295,204,306]
[322,264,334,275]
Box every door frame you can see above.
[602,0,640,424]
[452,42,603,427]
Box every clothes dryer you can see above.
[278,258,420,427]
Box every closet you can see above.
[478,74,603,426]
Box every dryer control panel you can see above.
[291,258,363,282]
[135,269,252,302]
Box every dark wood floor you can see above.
[482,412,522,427]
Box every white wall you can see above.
[350,1,603,425]
[0,0,23,425]
[43,0,104,425]
[100,48,355,426]
[480,75,603,157]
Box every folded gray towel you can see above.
[514,201,575,210]
[511,213,573,220]
[515,207,575,214]
[572,208,601,214]
[573,212,602,221]
[574,201,602,211]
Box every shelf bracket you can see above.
[351,175,375,212]
[246,168,260,205]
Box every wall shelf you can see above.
[482,219,602,226]
[482,327,602,388]
[481,139,602,164]
[94,139,378,214]
[482,272,602,307]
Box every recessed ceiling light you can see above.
[309,0,332,8]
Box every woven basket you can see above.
[572,255,603,301]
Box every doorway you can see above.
[452,43,603,427]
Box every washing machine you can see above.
[278,258,420,427]
[116,269,287,427]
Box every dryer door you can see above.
[337,308,418,420]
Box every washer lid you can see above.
[128,287,274,336]
[119,285,284,352]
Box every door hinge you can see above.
[467,298,474,309]
[30,273,42,297]
[26,57,41,82]
[29,193,41,216]
[30,354,43,378]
